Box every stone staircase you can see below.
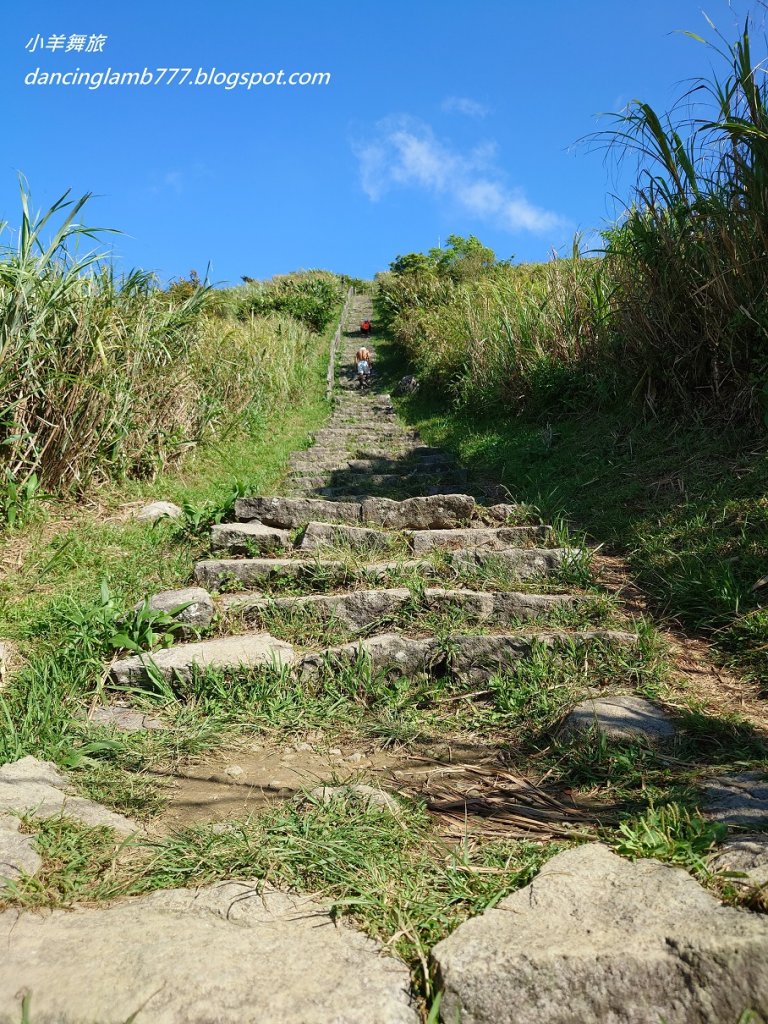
[111,293,637,690]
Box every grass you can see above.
[0,298,338,775]
[0,183,342,498]
[84,629,663,759]
[5,27,768,1014]
[367,18,768,687]
[610,802,727,877]
[222,585,618,650]
[376,21,768,427]
[3,782,764,1016]
[212,544,595,600]
[386,382,768,686]
[2,797,554,1008]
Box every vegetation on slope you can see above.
[0,182,343,499]
[376,21,768,683]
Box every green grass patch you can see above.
[2,797,553,1007]
[383,353,768,687]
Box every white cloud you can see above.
[354,116,565,235]
[442,96,489,118]
[146,163,211,196]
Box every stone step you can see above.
[222,588,413,629]
[195,557,403,590]
[298,521,403,553]
[295,521,550,555]
[332,410,396,420]
[220,587,580,630]
[448,546,571,579]
[0,884,417,1024]
[195,547,575,590]
[335,394,393,405]
[0,756,137,835]
[236,496,362,528]
[288,454,454,473]
[111,633,296,686]
[311,483,472,501]
[311,446,447,461]
[347,455,455,471]
[312,427,418,441]
[287,471,469,491]
[210,522,290,555]
[110,624,636,689]
[299,629,638,683]
[329,420,398,430]
[309,438,418,452]
[329,409,397,419]
[235,493,477,530]
[292,445,446,461]
[409,525,550,553]
[431,843,768,1024]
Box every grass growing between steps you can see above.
[95,626,764,796]
[207,546,594,599]
[0,314,336,783]
[223,590,621,650]
[373,333,768,690]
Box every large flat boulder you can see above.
[432,842,768,1024]
[562,695,676,745]
[0,756,136,834]
[111,634,295,686]
[0,882,417,1023]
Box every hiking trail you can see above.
[1,292,767,1024]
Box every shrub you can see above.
[234,271,341,332]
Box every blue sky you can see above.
[2,0,762,284]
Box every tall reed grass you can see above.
[380,19,768,425]
[0,183,339,496]
[602,19,768,419]
[377,250,614,413]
